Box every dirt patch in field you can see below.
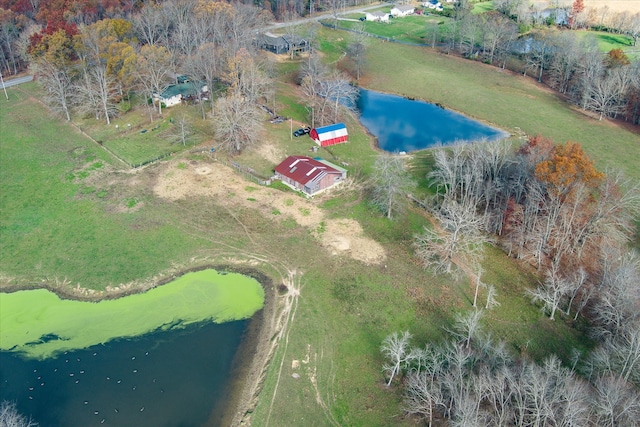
[153,159,386,265]
[256,142,285,165]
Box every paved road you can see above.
[264,2,391,30]
[2,75,33,88]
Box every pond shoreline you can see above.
[0,263,279,427]
[356,87,513,153]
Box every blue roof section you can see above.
[315,122,346,134]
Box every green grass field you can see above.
[576,29,638,58]
[1,22,638,426]
[473,1,494,13]
[334,14,447,44]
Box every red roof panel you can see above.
[274,156,340,186]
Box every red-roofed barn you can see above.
[275,156,347,196]
[309,123,348,147]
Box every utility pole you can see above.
[0,70,8,100]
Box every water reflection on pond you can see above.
[357,89,508,153]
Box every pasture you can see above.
[1,22,638,426]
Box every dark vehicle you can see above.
[293,127,311,137]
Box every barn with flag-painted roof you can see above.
[309,123,348,147]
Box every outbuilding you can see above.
[309,123,348,147]
[274,156,347,196]
[154,81,208,108]
[391,4,415,16]
[365,11,390,22]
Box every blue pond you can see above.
[357,89,508,153]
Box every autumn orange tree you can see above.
[535,140,604,198]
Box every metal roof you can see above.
[160,81,206,99]
[314,123,347,134]
[275,156,341,186]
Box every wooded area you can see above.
[390,137,640,425]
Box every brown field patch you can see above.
[153,159,386,265]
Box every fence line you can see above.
[228,160,273,186]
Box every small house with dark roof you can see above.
[274,156,347,196]
[309,123,348,147]
[258,33,309,55]
[154,81,208,108]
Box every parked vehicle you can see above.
[293,127,311,137]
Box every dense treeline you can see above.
[0,0,361,150]
[1,0,282,152]
[402,137,640,424]
[382,314,640,426]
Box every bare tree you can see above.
[136,44,173,117]
[480,12,518,66]
[133,3,167,46]
[213,93,263,154]
[32,58,74,121]
[523,29,554,82]
[347,22,368,81]
[485,284,500,310]
[451,309,484,349]
[593,375,640,427]
[582,60,637,120]
[591,250,640,340]
[370,154,415,220]
[28,29,76,121]
[527,264,572,320]
[414,198,486,274]
[381,331,413,386]
[548,31,583,94]
[404,369,445,427]
[0,401,38,427]
[170,113,192,146]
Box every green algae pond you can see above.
[0,269,266,426]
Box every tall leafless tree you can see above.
[370,154,415,220]
[381,331,413,386]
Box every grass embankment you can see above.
[1,25,637,426]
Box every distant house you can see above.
[309,123,348,147]
[275,156,347,196]
[365,11,390,22]
[154,81,208,108]
[257,33,310,55]
[423,0,443,10]
[391,4,415,16]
